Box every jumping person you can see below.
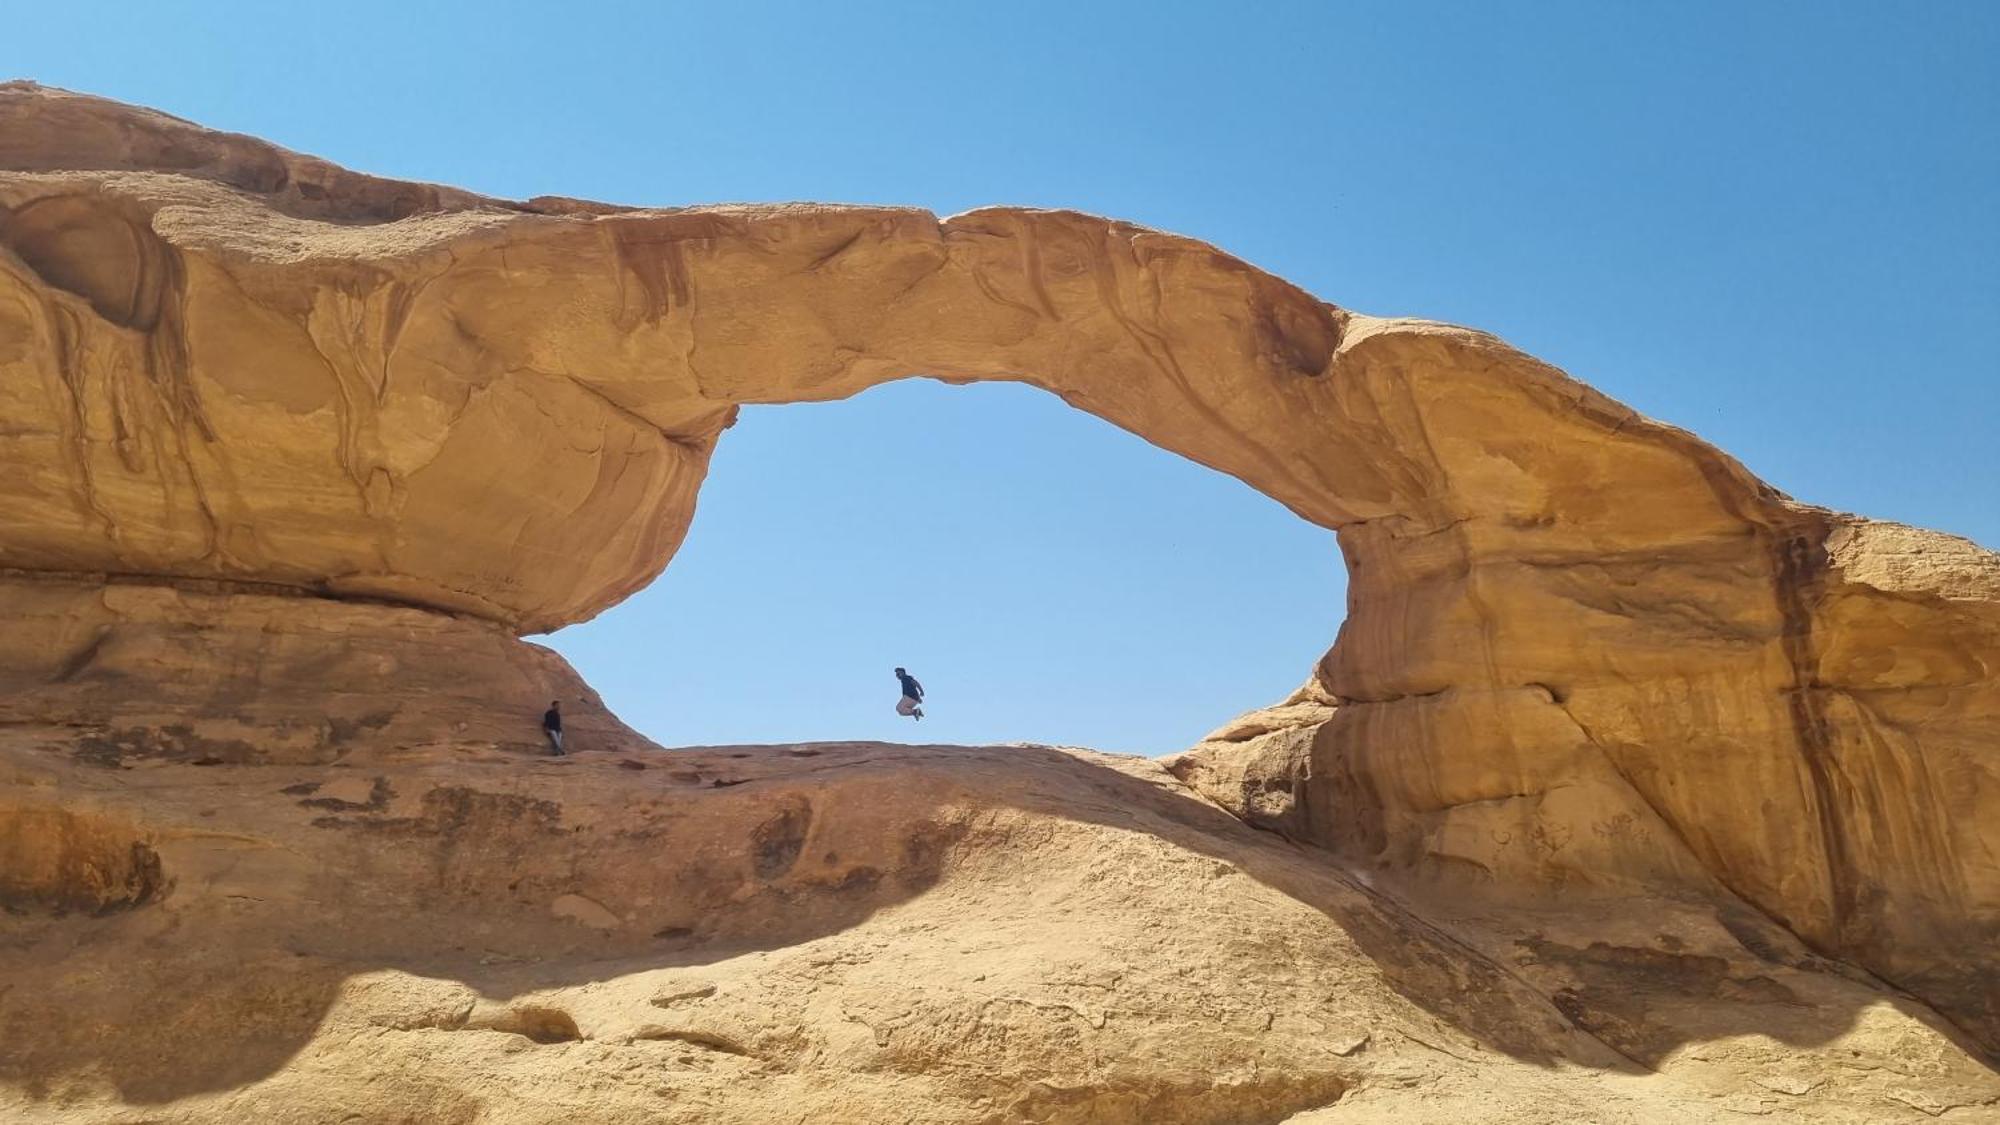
[894,667,925,721]
[542,700,565,755]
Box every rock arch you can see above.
[0,83,1994,1052]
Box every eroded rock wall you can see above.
[0,574,648,765]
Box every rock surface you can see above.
[1164,678,1334,839]
[1,83,1997,1120]
[4,739,1996,1123]
[0,573,651,766]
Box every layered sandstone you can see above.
[0,573,650,766]
[1,81,1996,1118]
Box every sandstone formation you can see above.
[5,738,1997,1123]
[0,572,652,766]
[1165,678,1336,840]
[2,83,1997,1121]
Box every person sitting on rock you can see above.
[894,668,925,721]
[542,700,565,755]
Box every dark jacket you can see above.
[542,708,562,732]
[896,673,923,701]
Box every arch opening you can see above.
[541,378,1344,755]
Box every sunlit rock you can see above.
[2,83,1995,1119]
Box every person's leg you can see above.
[547,729,564,755]
[896,697,917,717]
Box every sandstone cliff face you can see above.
[1,81,1996,1115]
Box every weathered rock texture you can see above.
[1,83,1997,1118]
[0,573,651,766]
[1167,678,1335,840]
[4,739,1996,1123]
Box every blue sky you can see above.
[10,2,1994,754]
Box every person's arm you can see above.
[913,680,924,700]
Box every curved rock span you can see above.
[1,83,1995,1117]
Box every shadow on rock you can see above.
[0,740,1991,1109]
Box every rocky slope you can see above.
[4,736,1996,1123]
[1,83,1996,1121]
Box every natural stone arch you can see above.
[0,82,1995,1054]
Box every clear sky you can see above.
[9,2,1994,754]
